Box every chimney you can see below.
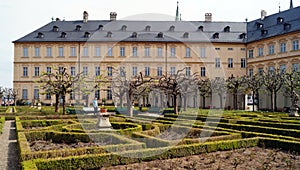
[261,10,267,20]
[83,11,88,23]
[110,12,117,21]
[205,13,212,22]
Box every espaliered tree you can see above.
[211,77,226,109]
[283,71,300,116]
[178,72,198,111]
[197,78,212,109]
[244,73,263,111]
[39,67,82,114]
[262,69,284,112]
[226,75,246,110]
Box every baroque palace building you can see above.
[13,1,300,110]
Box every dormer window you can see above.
[198,26,204,31]
[121,25,127,31]
[169,26,175,32]
[239,33,246,39]
[107,31,112,38]
[84,32,90,38]
[183,32,189,38]
[53,26,59,32]
[277,17,284,24]
[284,23,291,31]
[261,29,268,36]
[98,25,104,31]
[145,25,151,32]
[158,32,164,38]
[37,32,44,38]
[76,25,82,31]
[61,32,67,38]
[132,32,138,38]
[224,26,230,32]
[256,22,263,29]
[213,32,219,39]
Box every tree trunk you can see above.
[202,95,206,109]
[252,92,255,112]
[270,92,274,112]
[62,94,66,115]
[274,92,278,112]
[55,93,59,112]
[174,95,178,114]
[256,90,260,111]
[127,94,133,117]
[183,95,187,111]
[219,93,223,109]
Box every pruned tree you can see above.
[283,71,300,116]
[244,73,263,111]
[39,67,82,114]
[0,87,4,106]
[226,75,246,110]
[197,78,212,109]
[262,69,284,112]
[211,77,226,109]
[179,73,198,111]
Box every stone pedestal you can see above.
[96,112,112,129]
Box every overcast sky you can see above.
[0,0,298,87]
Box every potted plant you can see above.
[100,98,107,113]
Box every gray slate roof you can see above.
[14,20,247,43]
[247,6,300,42]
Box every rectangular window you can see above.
[157,67,162,76]
[22,89,28,99]
[268,66,275,73]
[132,67,137,76]
[280,43,286,53]
[200,67,206,77]
[95,66,100,76]
[70,47,76,57]
[46,47,52,57]
[249,69,254,77]
[186,67,191,76]
[83,66,88,76]
[215,58,220,68]
[83,47,89,57]
[34,89,39,100]
[107,66,113,76]
[95,47,101,57]
[228,58,233,68]
[34,47,40,57]
[258,68,264,75]
[145,47,150,57]
[107,89,112,100]
[58,47,64,57]
[23,47,28,57]
[293,40,299,51]
[258,47,263,56]
[70,91,75,100]
[23,67,28,77]
[145,67,150,76]
[241,58,246,68]
[280,64,286,74]
[200,48,206,58]
[46,93,51,100]
[46,67,51,73]
[132,47,138,57]
[107,47,113,56]
[71,67,76,76]
[186,47,191,57]
[120,47,125,56]
[34,67,40,76]
[157,47,163,57]
[120,67,125,77]
[170,47,176,57]
[248,49,254,58]
[292,63,299,72]
[58,67,64,74]
[268,45,275,55]
[95,90,100,100]
[170,67,176,75]
[228,48,233,51]
[215,48,220,50]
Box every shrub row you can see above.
[22,137,260,170]
[18,130,145,161]
[0,116,5,134]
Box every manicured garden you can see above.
[1,106,300,169]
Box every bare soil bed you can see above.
[101,147,300,170]
[30,140,108,151]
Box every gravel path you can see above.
[0,120,20,170]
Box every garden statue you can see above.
[290,91,299,117]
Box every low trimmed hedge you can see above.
[22,137,260,170]
[0,116,5,134]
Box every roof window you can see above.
[224,26,231,32]
[158,32,164,38]
[183,32,189,38]
[76,25,82,31]
[84,32,90,38]
[132,32,138,38]
[212,32,219,39]
[61,32,67,38]
[261,29,268,36]
[145,25,151,32]
[284,23,291,31]
[107,31,112,38]
[198,26,204,31]
[277,17,284,24]
[37,32,44,38]
[121,25,127,31]
[169,26,175,32]
[53,26,59,32]
[239,33,246,39]
[98,25,104,31]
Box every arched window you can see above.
[169,26,175,32]
[61,32,67,38]
[53,26,59,32]
[212,32,219,39]
[121,25,127,31]
[198,26,204,31]
[132,32,138,38]
[76,25,82,31]
[145,25,151,31]
[37,32,44,38]
[183,32,189,38]
[158,32,164,38]
[107,31,112,38]
[84,32,90,38]
[224,26,230,32]
[98,25,104,31]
